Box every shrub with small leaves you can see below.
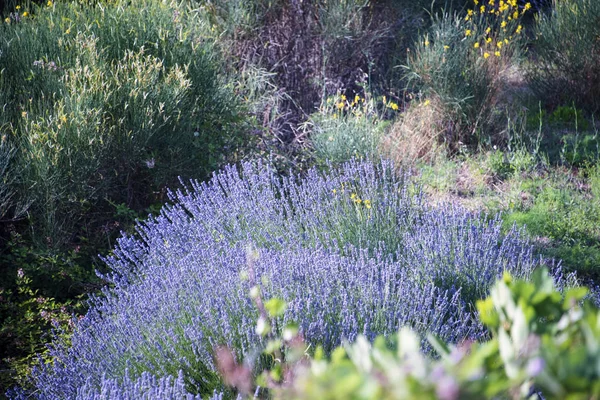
[19,159,546,399]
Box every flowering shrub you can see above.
[279,268,600,399]
[308,93,390,165]
[403,0,530,148]
[20,159,546,398]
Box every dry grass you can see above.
[379,96,450,166]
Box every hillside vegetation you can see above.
[1,0,599,397]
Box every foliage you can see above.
[0,0,249,245]
[307,92,391,165]
[0,268,82,392]
[403,0,530,148]
[529,0,600,115]
[273,268,600,399]
[504,167,600,279]
[20,159,546,398]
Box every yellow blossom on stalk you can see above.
[354,94,360,104]
[423,99,431,106]
[340,94,347,101]
[474,42,480,49]
[336,101,344,110]
[497,41,503,49]
[4,17,10,23]
[501,20,507,28]
[486,37,492,44]
[424,39,429,46]
[488,0,494,5]
[382,95,387,104]
[516,25,523,34]
[495,51,501,57]
[480,5,486,13]
[47,0,52,6]
[484,52,490,59]
[474,0,479,5]
[22,11,28,17]
[15,5,20,9]
[21,111,27,118]
[390,102,399,111]
[465,29,472,37]
[468,9,474,16]
[364,200,372,209]
[504,38,509,44]
[513,10,519,19]
[524,2,532,10]
[60,115,67,123]
[444,45,449,50]
[486,27,491,34]
[65,28,71,34]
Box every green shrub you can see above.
[0,0,248,245]
[307,93,390,165]
[529,0,600,115]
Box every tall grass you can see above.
[529,0,600,115]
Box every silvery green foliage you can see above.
[27,159,541,398]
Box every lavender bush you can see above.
[25,159,542,398]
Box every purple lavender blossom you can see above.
[24,159,543,398]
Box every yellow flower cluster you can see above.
[463,0,531,60]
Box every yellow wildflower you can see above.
[47,0,52,6]
[474,42,480,49]
[65,28,71,34]
[488,0,494,5]
[354,94,360,104]
[22,11,28,17]
[390,102,399,111]
[423,99,431,106]
[486,27,491,34]
[424,39,429,47]
[16,5,20,9]
[516,25,522,34]
[443,45,450,50]
[474,0,479,5]
[4,17,10,23]
[467,9,474,16]
[465,29,472,37]
[60,115,67,123]
[486,37,492,44]
[524,2,531,10]
[336,101,345,110]
[21,111,27,118]
[340,94,347,101]
[480,5,486,13]
[513,11,519,19]
[364,200,372,209]
[495,51,501,57]
[497,41,503,49]
[483,52,490,59]
[504,38,509,44]
[501,20,507,28]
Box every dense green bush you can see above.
[529,0,600,115]
[0,0,248,245]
